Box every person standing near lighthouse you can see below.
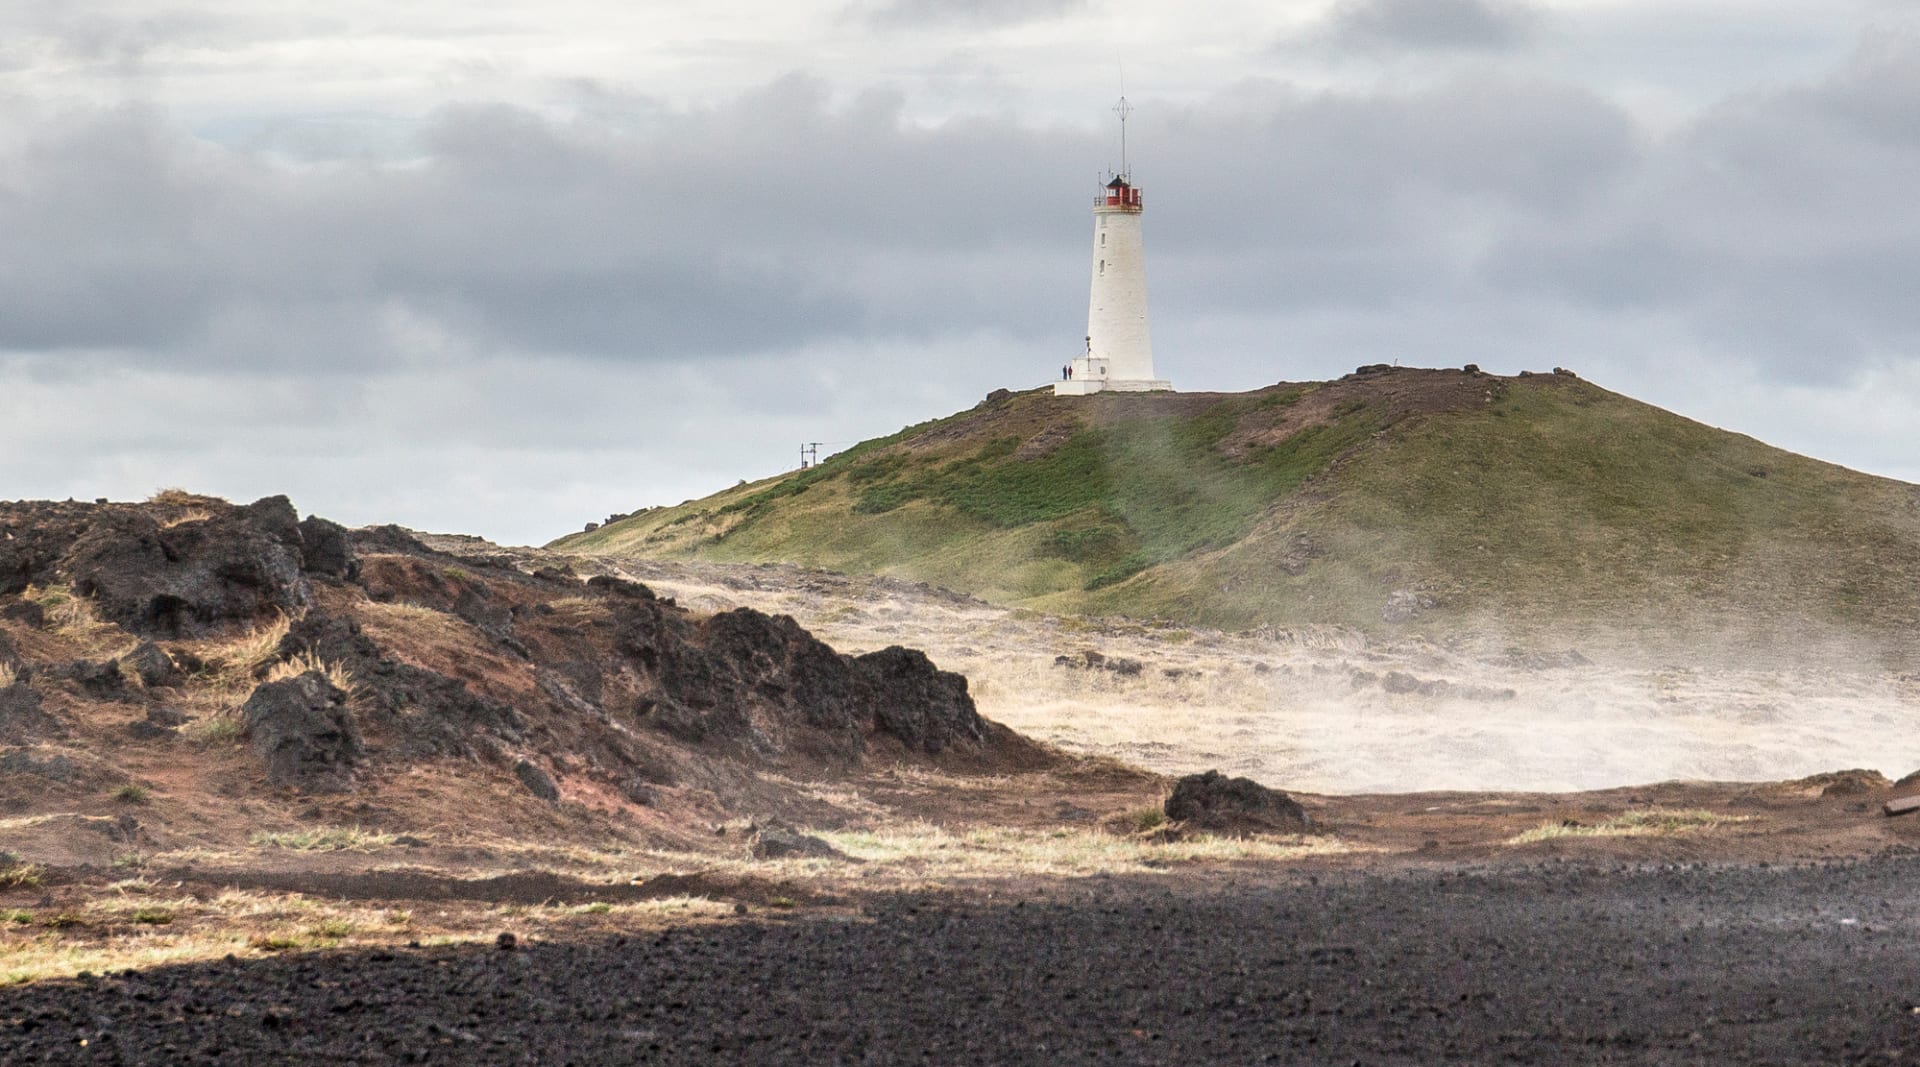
[1056,96,1172,396]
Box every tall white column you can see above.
[1058,178,1170,395]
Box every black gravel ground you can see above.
[5,856,1919,1064]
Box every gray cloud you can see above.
[1480,37,1920,378]
[0,80,1095,371]
[856,0,1086,30]
[1307,0,1546,54]
[3,20,1919,542]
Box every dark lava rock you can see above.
[242,672,361,793]
[124,641,181,688]
[297,516,358,580]
[0,750,76,782]
[749,825,848,861]
[621,780,656,806]
[1164,770,1311,835]
[453,584,517,648]
[276,611,522,759]
[4,858,1920,1064]
[586,575,656,601]
[1382,670,1423,694]
[630,606,989,761]
[61,658,129,699]
[126,720,175,741]
[853,646,986,755]
[146,706,191,728]
[349,525,432,556]
[0,600,43,628]
[40,497,336,637]
[0,683,61,742]
[1052,650,1145,678]
[513,759,560,802]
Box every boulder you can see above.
[513,759,559,802]
[1381,671,1423,695]
[297,516,358,579]
[853,645,986,755]
[124,641,181,688]
[586,575,656,601]
[0,683,62,742]
[0,601,45,628]
[348,525,432,556]
[749,823,848,861]
[126,720,175,740]
[61,659,130,700]
[1164,770,1312,835]
[1051,650,1145,678]
[243,672,361,792]
[1382,590,1436,624]
[60,505,311,637]
[0,751,76,782]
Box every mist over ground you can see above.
[606,559,1920,794]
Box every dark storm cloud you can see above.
[0,79,1093,369]
[7,50,1917,392]
[1306,0,1545,53]
[856,0,1086,30]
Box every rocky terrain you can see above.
[0,494,1068,874]
[5,496,1920,1063]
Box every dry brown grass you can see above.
[0,661,17,689]
[219,614,295,679]
[147,488,227,508]
[22,585,122,648]
[264,650,355,694]
[160,508,214,529]
[648,823,1362,884]
[1508,808,1750,845]
[250,826,396,852]
[356,600,485,650]
[0,884,733,985]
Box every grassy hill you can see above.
[551,368,1920,652]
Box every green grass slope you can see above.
[553,368,1920,650]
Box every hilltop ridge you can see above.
[554,367,1920,659]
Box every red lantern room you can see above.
[1098,176,1143,212]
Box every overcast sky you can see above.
[2,0,1916,545]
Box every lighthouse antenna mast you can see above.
[1113,95,1133,181]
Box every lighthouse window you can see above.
[1100,233,1106,247]
[1098,259,1105,274]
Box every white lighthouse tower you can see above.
[1056,96,1171,396]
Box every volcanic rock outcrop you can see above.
[1164,770,1312,835]
[0,495,346,637]
[0,494,1045,819]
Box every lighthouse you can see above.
[1056,97,1172,396]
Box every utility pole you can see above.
[799,442,821,469]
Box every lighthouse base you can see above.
[1053,378,1173,396]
